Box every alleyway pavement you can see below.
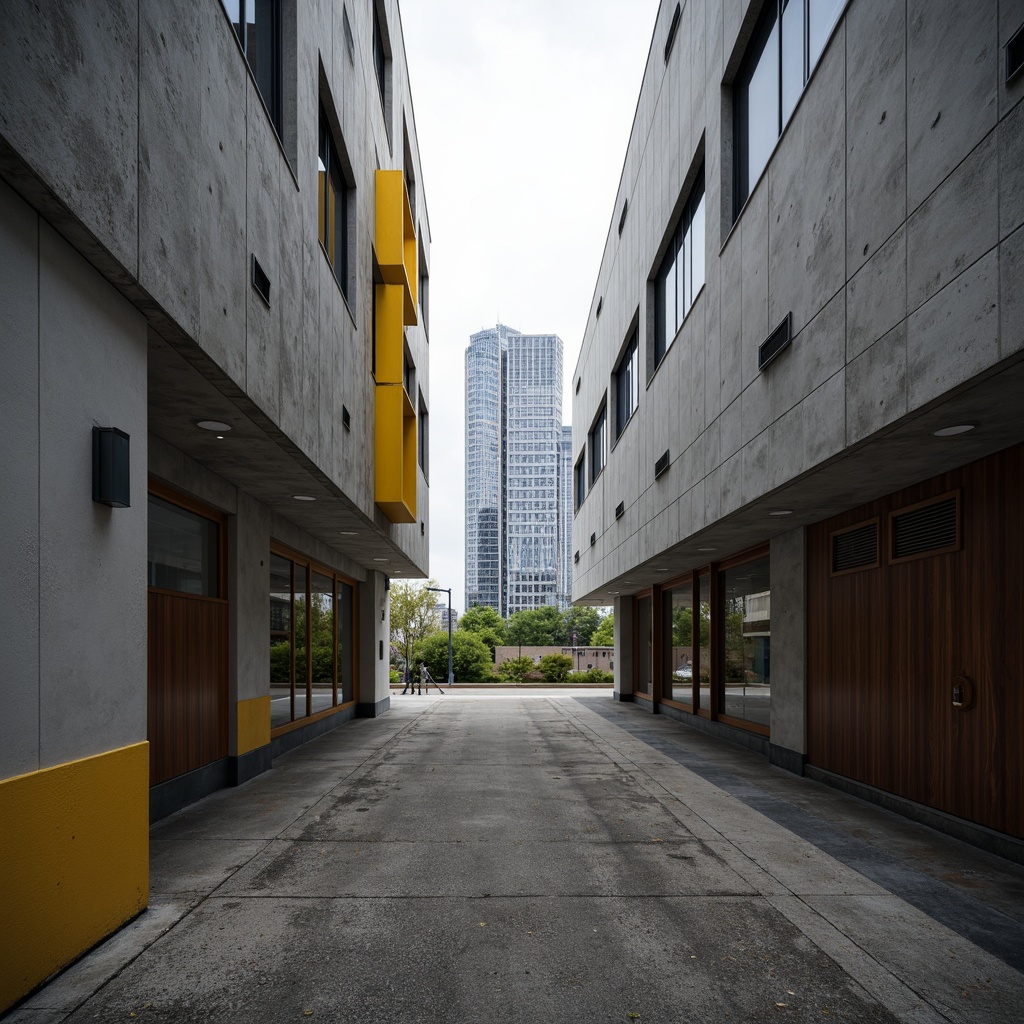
[9,692,1024,1023]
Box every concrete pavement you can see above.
[8,692,1024,1022]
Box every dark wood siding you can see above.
[808,443,1023,840]
[148,592,229,785]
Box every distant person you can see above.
[401,665,415,694]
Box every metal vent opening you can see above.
[654,450,670,479]
[618,201,628,236]
[615,501,624,519]
[251,254,271,306]
[831,522,878,574]
[758,312,791,371]
[596,296,603,318]
[590,532,596,547]
[1008,23,1024,83]
[891,495,959,561]
[574,550,580,564]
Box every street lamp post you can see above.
[427,586,454,687]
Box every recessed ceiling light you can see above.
[339,531,359,536]
[197,420,231,432]
[933,424,975,437]
[768,510,793,517]
[373,557,389,562]
[292,494,316,502]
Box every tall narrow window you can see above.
[735,0,844,212]
[574,455,586,512]
[719,554,771,728]
[614,329,640,438]
[589,403,607,484]
[318,104,351,298]
[373,4,387,108]
[220,0,282,136]
[654,165,705,366]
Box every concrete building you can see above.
[465,324,572,616]
[0,0,429,1011]
[572,0,1024,857]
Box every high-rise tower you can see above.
[465,325,570,617]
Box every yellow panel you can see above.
[375,383,416,523]
[236,696,271,756]
[375,170,417,324]
[0,743,149,1014]
[375,283,405,385]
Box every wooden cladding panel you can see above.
[148,592,229,786]
[808,443,1024,840]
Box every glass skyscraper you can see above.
[465,324,571,617]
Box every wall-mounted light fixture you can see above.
[92,427,130,508]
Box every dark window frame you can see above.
[589,401,608,485]
[734,0,844,216]
[221,0,283,138]
[573,455,586,513]
[318,101,352,300]
[654,164,705,367]
[614,328,640,439]
[373,3,387,111]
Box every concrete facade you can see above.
[0,0,430,1012]
[572,0,1024,837]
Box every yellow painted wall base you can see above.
[0,742,150,1013]
[236,695,271,755]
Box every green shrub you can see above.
[574,667,614,685]
[538,653,573,684]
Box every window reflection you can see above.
[636,596,653,695]
[698,575,711,709]
[720,556,771,727]
[148,495,219,596]
[269,551,357,732]
[311,572,335,713]
[269,554,292,727]
[665,582,694,706]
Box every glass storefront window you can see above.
[293,563,308,720]
[698,575,711,710]
[338,582,355,704]
[311,572,335,713]
[269,554,293,728]
[148,495,220,596]
[719,555,771,727]
[636,596,653,695]
[269,549,357,731]
[665,581,694,706]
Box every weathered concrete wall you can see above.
[572,0,1024,600]
[0,0,431,573]
[0,178,148,777]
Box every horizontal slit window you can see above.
[890,492,960,563]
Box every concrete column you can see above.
[769,527,807,774]
[358,570,391,717]
[613,595,636,701]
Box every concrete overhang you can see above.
[148,329,426,580]
[576,353,1024,603]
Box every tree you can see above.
[562,606,601,646]
[415,629,493,683]
[458,604,507,657]
[538,653,573,684]
[590,613,614,647]
[506,605,567,646]
[390,579,443,671]
[497,655,535,684]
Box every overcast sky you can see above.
[399,0,661,611]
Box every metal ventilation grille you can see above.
[832,522,877,574]
[758,312,791,371]
[615,501,624,519]
[892,496,959,561]
[654,450,670,478]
